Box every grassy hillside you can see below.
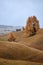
[0,58,43,65]
[0,41,43,63]
[0,29,43,65]
[15,29,43,50]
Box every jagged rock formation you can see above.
[25,16,40,37]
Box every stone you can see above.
[25,16,40,37]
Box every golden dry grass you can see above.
[0,41,43,63]
[0,29,43,65]
[0,58,43,65]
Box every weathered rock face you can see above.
[25,16,40,37]
[8,32,16,42]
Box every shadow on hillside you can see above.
[0,55,43,63]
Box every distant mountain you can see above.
[0,25,22,29]
[0,25,23,35]
[0,25,13,28]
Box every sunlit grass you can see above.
[0,58,43,65]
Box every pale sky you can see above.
[0,0,43,27]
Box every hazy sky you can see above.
[0,0,43,27]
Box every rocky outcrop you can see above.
[25,16,40,37]
[8,32,16,42]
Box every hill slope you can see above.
[15,29,43,50]
[0,41,43,63]
[0,29,43,65]
[0,58,43,65]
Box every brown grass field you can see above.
[0,28,43,65]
